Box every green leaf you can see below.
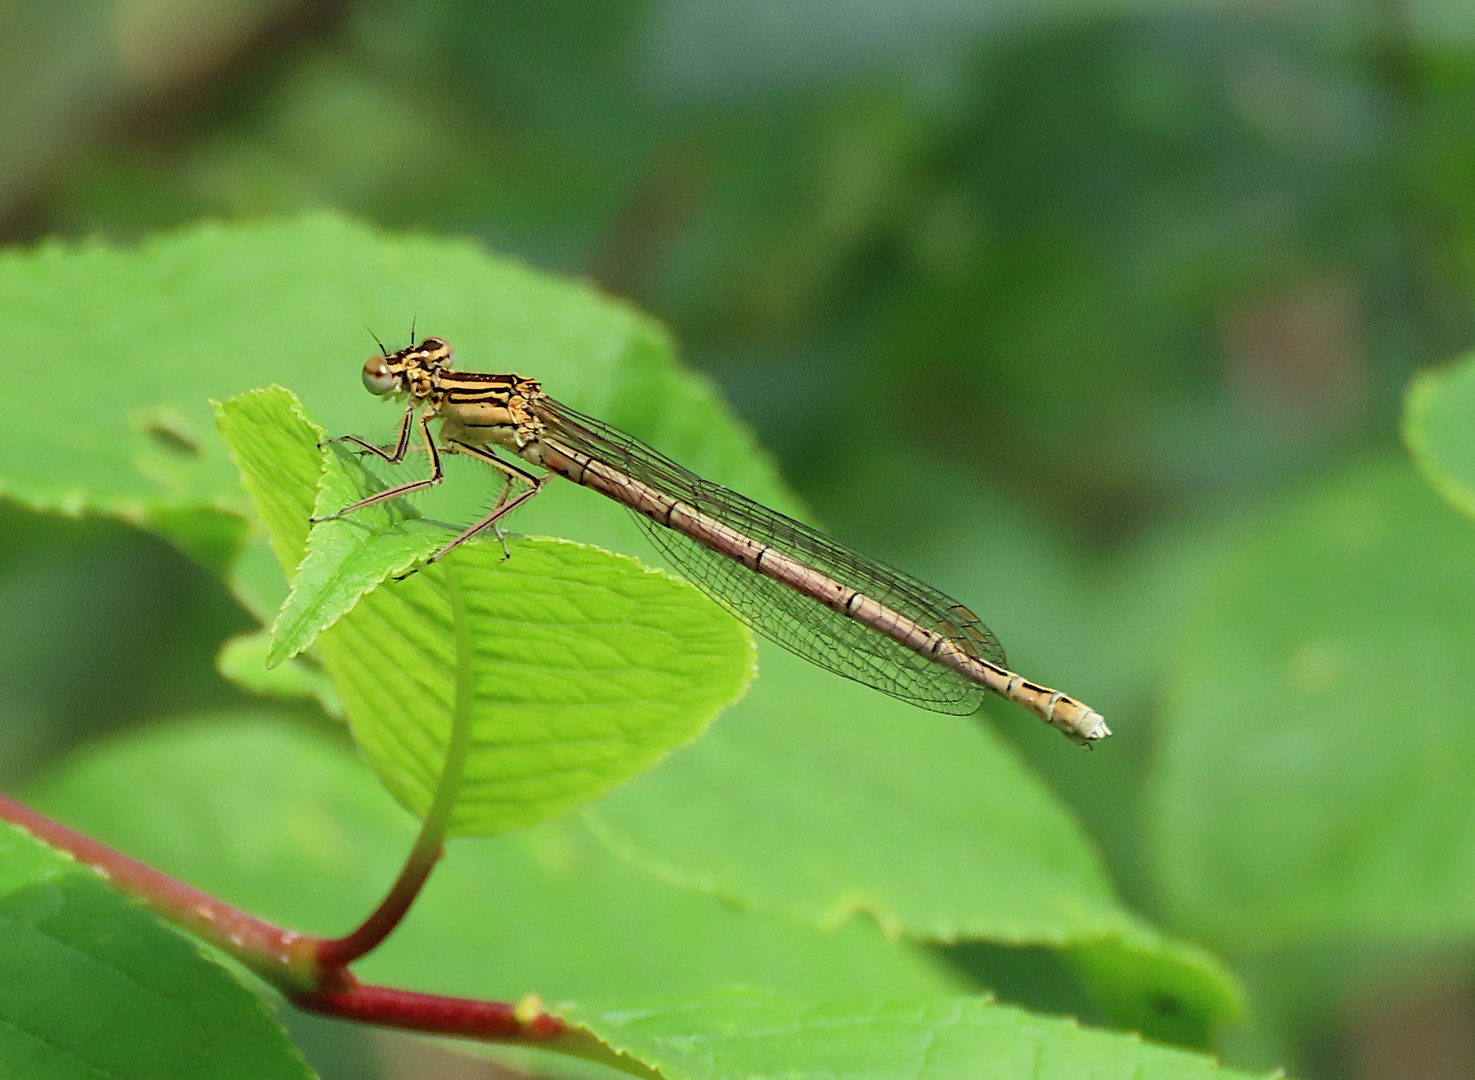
[215,630,342,717]
[212,383,446,662]
[272,440,449,665]
[1150,457,1475,946]
[0,215,786,725]
[329,540,756,837]
[370,818,961,1008]
[210,384,323,576]
[3,215,1224,1035]
[584,644,1241,1043]
[560,988,1274,1080]
[0,214,777,553]
[216,387,756,836]
[29,715,962,1001]
[1065,934,1238,1052]
[588,645,1124,942]
[1406,352,1475,521]
[0,817,313,1080]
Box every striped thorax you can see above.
[362,337,547,452]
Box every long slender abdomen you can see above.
[533,439,1109,745]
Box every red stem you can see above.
[316,842,441,968]
[0,792,317,983]
[295,975,562,1039]
[317,843,436,967]
[0,792,569,1046]
[316,558,478,970]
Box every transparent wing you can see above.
[535,398,1005,715]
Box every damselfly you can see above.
[314,337,1110,746]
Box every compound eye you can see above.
[362,354,398,396]
[418,336,453,365]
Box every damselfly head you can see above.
[361,336,456,397]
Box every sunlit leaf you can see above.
[217,387,755,836]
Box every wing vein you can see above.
[536,398,1003,714]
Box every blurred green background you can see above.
[4,1,1475,1078]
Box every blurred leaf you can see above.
[1406,352,1475,521]
[0,509,257,788]
[29,715,961,1001]
[1066,934,1239,1051]
[0,215,725,534]
[587,646,1119,940]
[0,212,782,638]
[811,445,1258,1048]
[215,630,341,717]
[561,987,1274,1080]
[585,643,1242,1045]
[0,0,323,227]
[217,386,755,836]
[0,817,312,1080]
[228,535,293,626]
[1151,457,1475,946]
[139,504,255,579]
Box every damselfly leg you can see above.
[312,407,547,574]
[414,442,546,567]
[456,443,540,560]
[311,407,444,523]
[329,400,416,463]
[386,449,544,579]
